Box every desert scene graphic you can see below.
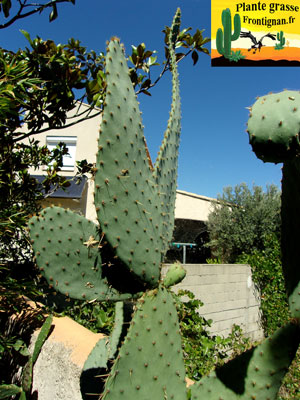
[211,1,300,66]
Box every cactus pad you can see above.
[102,287,187,399]
[281,159,300,317]
[94,12,181,287]
[153,8,181,255]
[247,90,300,163]
[29,206,133,301]
[190,323,300,399]
[94,40,162,286]
[163,263,186,288]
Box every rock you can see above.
[31,316,105,400]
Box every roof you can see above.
[176,189,218,203]
[32,175,87,199]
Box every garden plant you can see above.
[8,9,300,400]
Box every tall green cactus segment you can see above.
[247,90,300,317]
[190,323,300,399]
[29,206,132,301]
[216,8,241,59]
[281,158,300,317]
[153,11,181,256]
[101,287,187,400]
[94,10,181,286]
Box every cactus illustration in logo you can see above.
[275,31,286,50]
[216,8,241,59]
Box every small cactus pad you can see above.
[81,302,125,399]
[281,159,300,317]
[102,287,187,399]
[247,90,300,163]
[22,315,53,394]
[108,301,124,359]
[81,336,109,400]
[163,263,186,288]
[94,12,181,287]
[29,206,132,301]
[190,323,300,399]
[32,315,53,364]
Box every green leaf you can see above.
[2,0,11,18]
[13,339,30,357]
[20,30,33,47]
[0,384,22,399]
[49,3,58,22]
[191,50,199,65]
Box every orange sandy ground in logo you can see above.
[211,47,300,61]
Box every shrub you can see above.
[237,235,290,337]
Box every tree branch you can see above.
[0,0,74,29]
[13,108,102,143]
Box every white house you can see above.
[24,106,218,262]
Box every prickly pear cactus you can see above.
[281,158,300,317]
[26,10,300,400]
[247,90,300,317]
[163,262,186,288]
[94,39,163,286]
[27,8,187,400]
[28,206,133,301]
[190,323,299,399]
[102,287,187,400]
[247,90,300,163]
[94,21,181,286]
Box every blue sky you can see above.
[3,0,298,198]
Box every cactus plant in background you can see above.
[27,9,300,400]
[275,30,286,50]
[247,90,300,317]
[216,8,241,59]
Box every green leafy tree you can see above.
[206,183,281,263]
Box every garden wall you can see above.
[162,264,264,341]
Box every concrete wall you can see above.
[162,264,264,342]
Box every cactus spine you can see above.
[216,8,241,59]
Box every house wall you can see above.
[175,190,217,222]
[22,108,220,225]
[162,263,264,342]
[23,106,101,222]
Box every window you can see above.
[46,136,77,171]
